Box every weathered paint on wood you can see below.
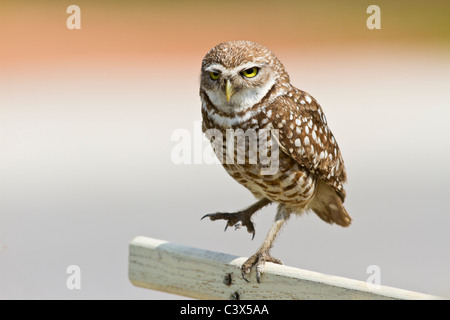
[128,236,441,300]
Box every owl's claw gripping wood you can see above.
[241,250,283,283]
[201,198,271,240]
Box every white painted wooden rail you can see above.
[128,236,441,300]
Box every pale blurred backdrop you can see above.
[1,1,449,299]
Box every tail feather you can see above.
[309,180,352,227]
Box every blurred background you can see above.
[1,0,449,299]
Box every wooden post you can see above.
[128,236,441,300]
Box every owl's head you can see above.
[200,41,289,114]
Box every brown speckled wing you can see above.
[270,89,347,200]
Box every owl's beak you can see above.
[225,79,234,102]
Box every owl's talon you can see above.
[241,270,250,283]
[200,213,213,220]
[201,211,256,236]
[240,251,283,283]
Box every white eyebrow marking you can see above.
[204,62,266,75]
[204,63,227,73]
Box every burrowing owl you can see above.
[200,41,351,282]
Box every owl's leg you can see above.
[241,205,290,283]
[201,198,272,239]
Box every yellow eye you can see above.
[241,67,258,78]
[210,71,220,80]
